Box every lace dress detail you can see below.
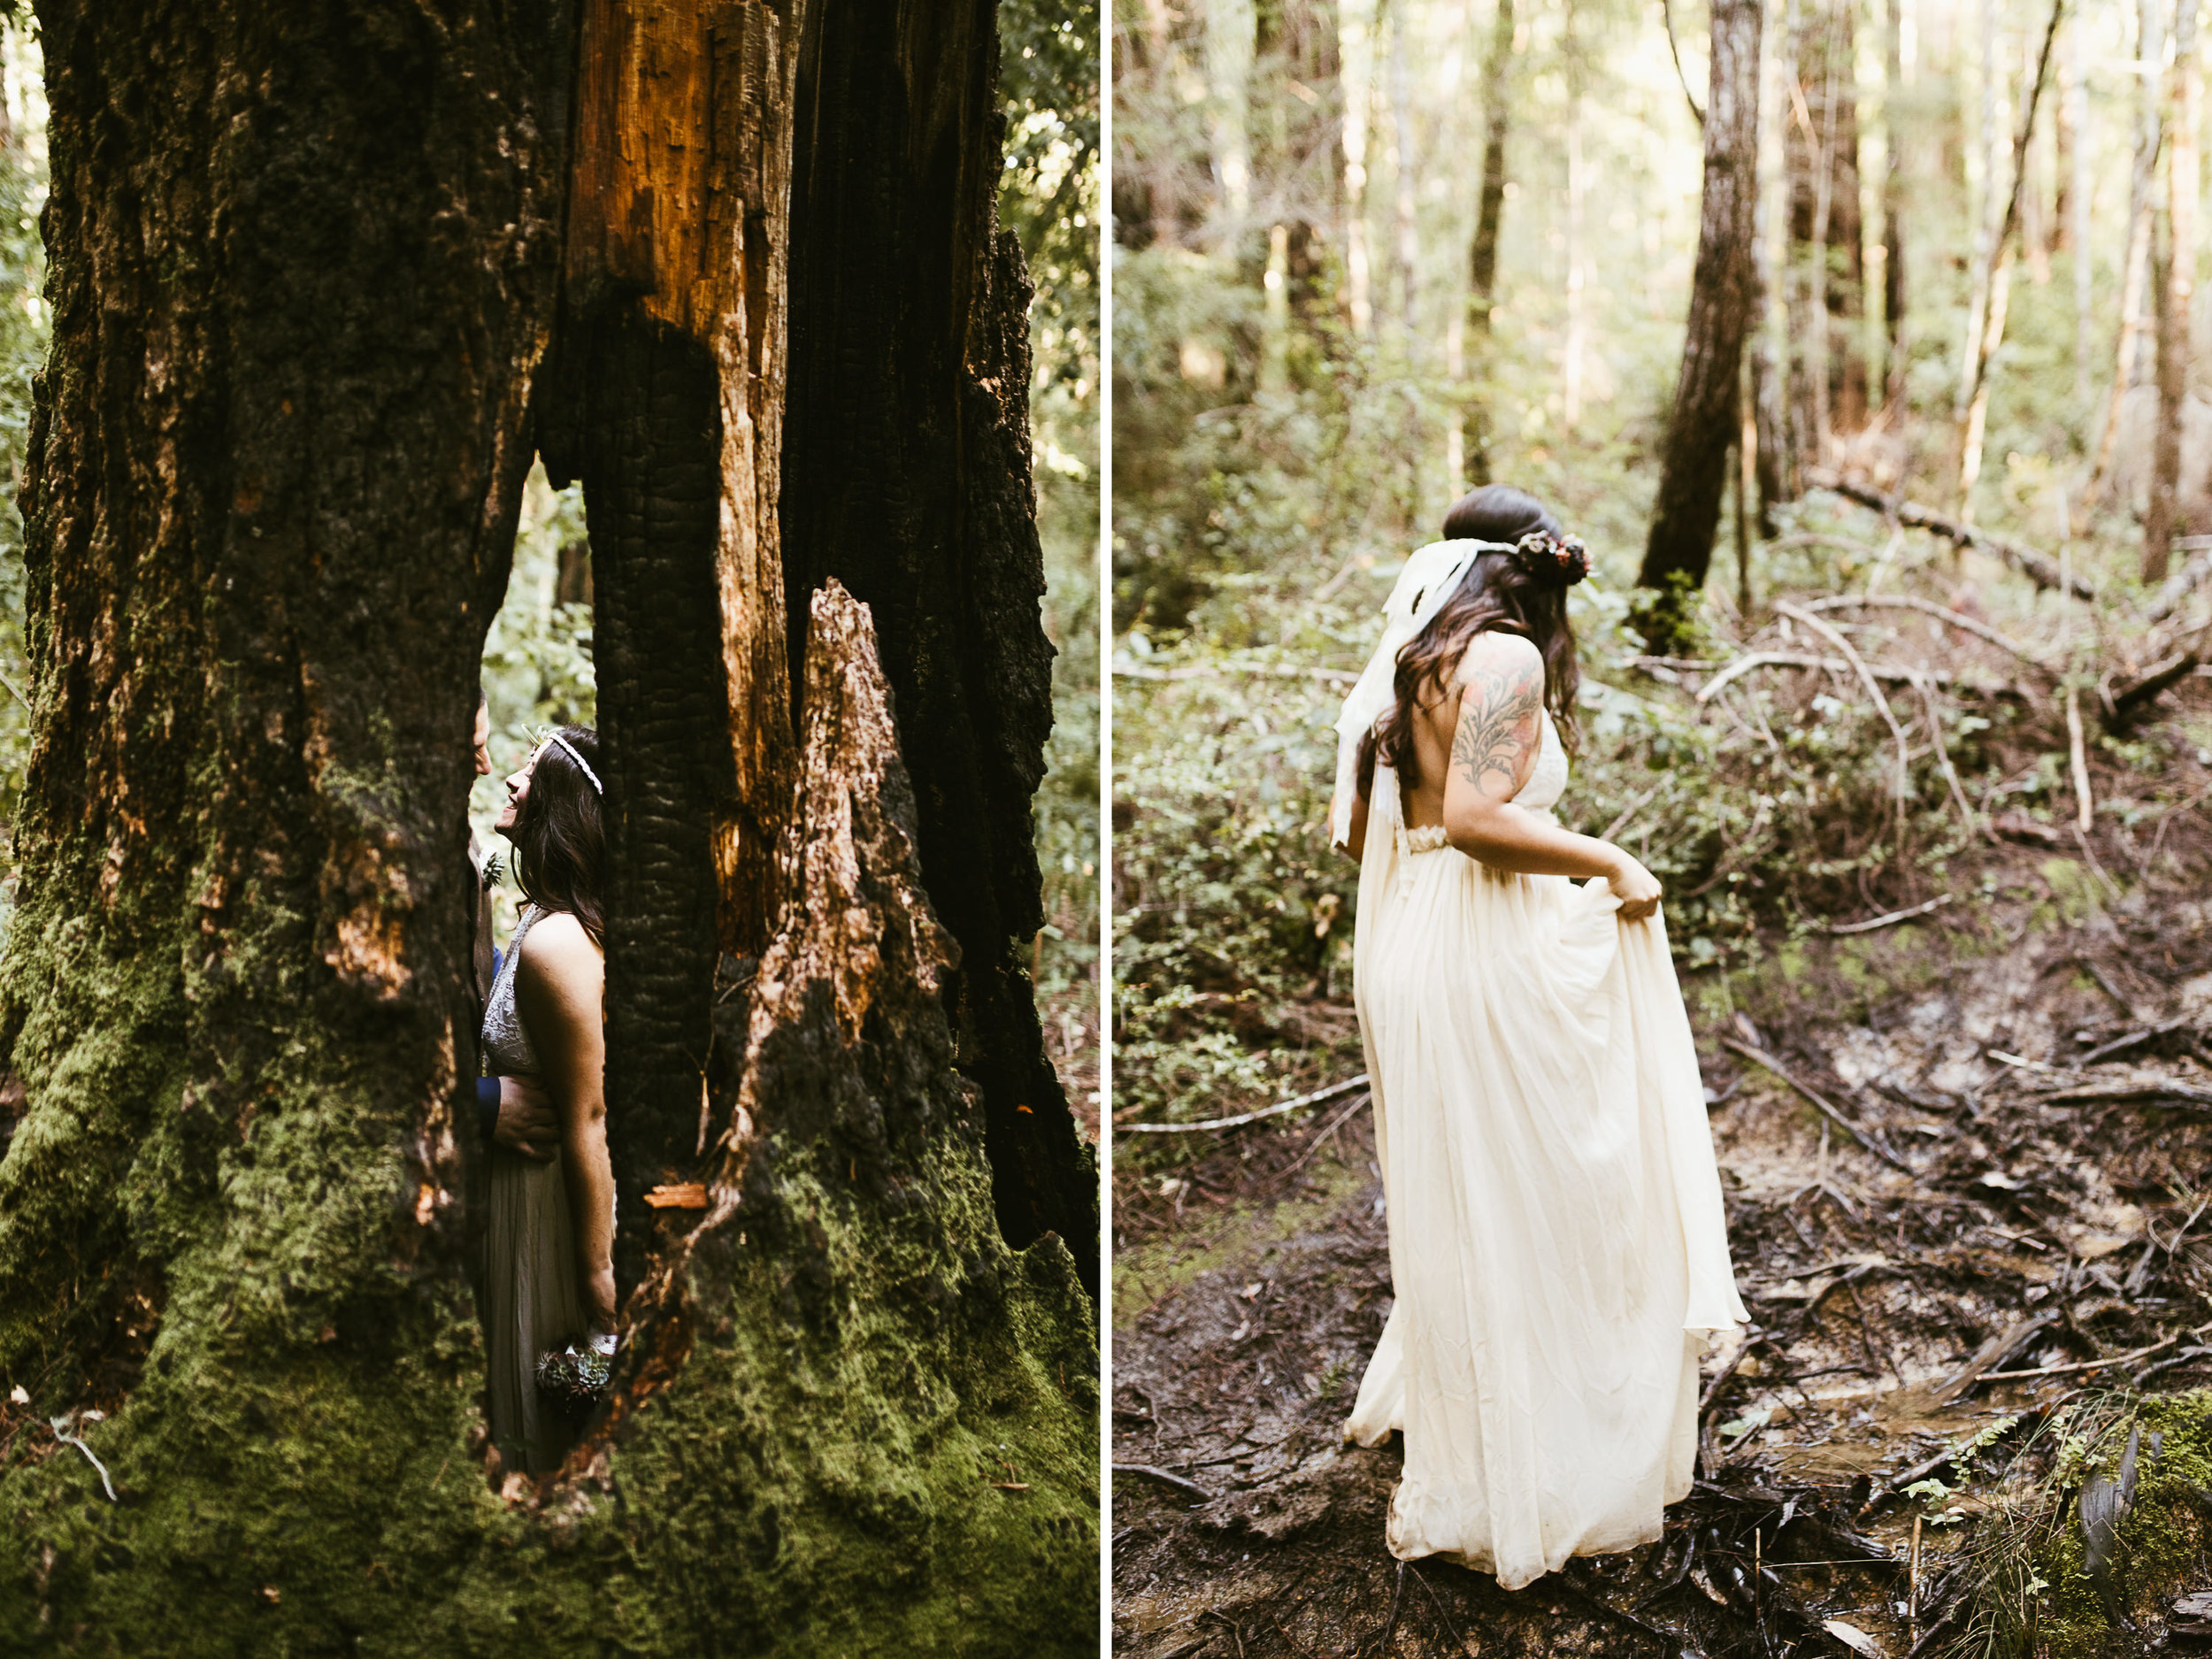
[480,905,587,1475]
[480,907,541,1075]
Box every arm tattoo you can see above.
[1450,650,1544,802]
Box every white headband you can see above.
[546,733,603,795]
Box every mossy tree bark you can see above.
[0,3,1095,1653]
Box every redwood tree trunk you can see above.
[1637,0,1763,610]
[0,3,1096,1650]
[780,0,1098,1291]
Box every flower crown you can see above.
[1508,531,1591,588]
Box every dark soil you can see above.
[1113,841,2212,1656]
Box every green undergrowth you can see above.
[1112,539,2195,1176]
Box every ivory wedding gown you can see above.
[1342,710,1747,1590]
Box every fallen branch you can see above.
[1117,1074,1371,1134]
[1930,1312,2060,1406]
[1113,1463,1217,1503]
[1863,1411,2038,1512]
[1801,594,2055,672]
[2106,649,2199,724]
[1720,1039,1910,1171]
[1827,895,1953,935]
[1114,661,1359,687]
[1981,1329,2197,1381]
[1693,651,2008,705]
[2033,1077,2212,1108]
[1805,469,2093,598]
[2078,1017,2193,1066]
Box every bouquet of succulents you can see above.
[536,1333,616,1412]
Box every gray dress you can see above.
[481,906,588,1475]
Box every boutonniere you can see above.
[480,851,503,891]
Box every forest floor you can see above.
[1111,785,2212,1656]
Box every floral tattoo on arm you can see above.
[1450,648,1544,802]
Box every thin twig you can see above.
[1801,593,2055,672]
[50,1415,116,1502]
[1282,1091,1374,1176]
[1981,1330,2195,1380]
[1827,895,1954,935]
[1693,650,2001,703]
[2067,686,2093,832]
[1114,661,1359,687]
[1908,671,1985,839]
[1118,1074,1371,1134]
[1776,602,1913,810]
[1721,1038,1910,1171]
[1600,780,1667,842]
[1112,1463,1217,1502]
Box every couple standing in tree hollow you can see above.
[465,694,616,1482]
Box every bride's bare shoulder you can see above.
[518,910,603,979]
[1449,627,1542,693]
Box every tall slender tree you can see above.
[1883,0,1909,409]
[1637,0,1766,616]
[1463,0,1517,484]
[2147,0,2200,580]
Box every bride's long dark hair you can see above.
[1356,485,1585,798]
[510,725,605,947]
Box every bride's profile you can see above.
[480,725,617,1479]
[1330,484,1747,1589]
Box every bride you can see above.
[480,726,617,1478]
[1330,485,1747,1589]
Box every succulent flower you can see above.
[535,1340,612,1409]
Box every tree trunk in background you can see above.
[2147,0,2199,581]
[2090,0,2165,508]
[1206,0,1256,234]
[1638,0,1765,612]
[1884,0,1909,410]
[1818,0,1867,435]
[1955,0,2063,511]
[1389,10,1422,341]
[2070,19,2095,403]
[1463,0,1516,485]
[0,3,1096,1649]
[1783,0,1823,476]
[780,1,1099,1302]
[1338,0,1379,335]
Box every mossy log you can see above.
[0,2,1095,1651]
